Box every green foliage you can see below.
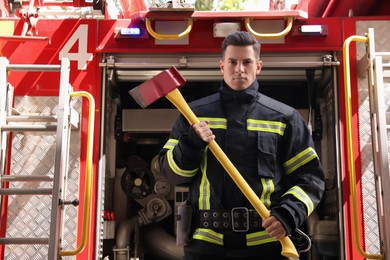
[195,0,214,10]
[147,0,258,11]
[218,0,245,11]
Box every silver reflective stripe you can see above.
[198,148,211,210]
[167,149,198,178]
[246,230,277,246]
[192,228,224,245]
[260,178,274,208]
[247,119,286,136]
[198,117,227,129]
[163,138,178,150]
[283,185,314,216]
[283,147,318,174]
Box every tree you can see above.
[147,0,260,11]
[195,0,214,10]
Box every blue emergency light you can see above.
[120,28,142,36]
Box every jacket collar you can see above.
[220,80,259,104]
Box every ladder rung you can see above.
[0,124,57,132]
[1,175,54,182]
[7,115,57,123]
[0,188,52,195]
[7,64,61,72]
[0,237,49,244]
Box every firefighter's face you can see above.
[220,45,262,91]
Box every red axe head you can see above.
[129,66,186,108]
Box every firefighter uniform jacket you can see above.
[159,80,325,255]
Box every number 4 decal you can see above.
[59,24,93,70]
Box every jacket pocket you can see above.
[257,132,277,178]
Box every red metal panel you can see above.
[338,17,366,260]
[18,0,92,7]
[0,18,101,260]
[308,0,330,17]
[97,17,343,54]
[1,19,98,95]
[368,1,390,16]
[138,10,310,20]
[322,0,377,17]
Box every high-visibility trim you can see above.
[192,228,224,245]
[247,119,286,136]
[260,178,274,208]
[192,229,278,247]
[167,149,198,178]
[164,138,198,177]
[163,138,179,150]
[283,186,314,216]
[283,147,318,174]
[246,230,277,246]
[199,148,211,210]
[198,117,227,129]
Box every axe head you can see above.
[129,66,186,108]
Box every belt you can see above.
[198,207,262,232]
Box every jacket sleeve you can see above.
[271,110,325,235]
[159,115,207,185]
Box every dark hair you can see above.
[221,31,261,60]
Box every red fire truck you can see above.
[1,0,390,259]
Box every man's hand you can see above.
[192,121,215,143]
[262,215,287,240]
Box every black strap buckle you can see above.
[231,207,249,232]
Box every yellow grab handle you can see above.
[60,91,95,256]
[245,17,293,39]
[145,18,193,40]
[342,35,383,259]
[166,88,298,258]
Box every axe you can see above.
[129,66,299,258]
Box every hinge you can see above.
[322,55,340,67]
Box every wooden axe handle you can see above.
[165,89,298,258]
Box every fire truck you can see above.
[0,0,390,259]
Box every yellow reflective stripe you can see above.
[198,117,227,129]
[283,147,318,174]
[167,149,198,178]
[247,119,286,136]
[283,186,314,216]
[192,228,224,245]
[199,148,210,210]
[246,230,277,246]
[163,138,179,150]
[260,178,274,208]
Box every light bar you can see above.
[300,25,322,34]
[120,28,142,36]
[293,25,328,37]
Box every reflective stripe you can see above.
[283,186,314,216]
[193,228,224,245]
[246,230,277,246]
[283,147,318,174]
[167,149,198,178]
[163,138,179,150]
[198,117,227,129]
[199,148,210,210]
[193,229,278,247]
[260,178,274,208]
[247,119,286,136]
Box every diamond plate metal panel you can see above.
[5,96,81,260]
[356,20,390,255]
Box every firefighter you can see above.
[159,31,325,260]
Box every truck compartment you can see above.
[101,52,340,260]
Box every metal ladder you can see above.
[0,57,79,259]
[366,28,390,259]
